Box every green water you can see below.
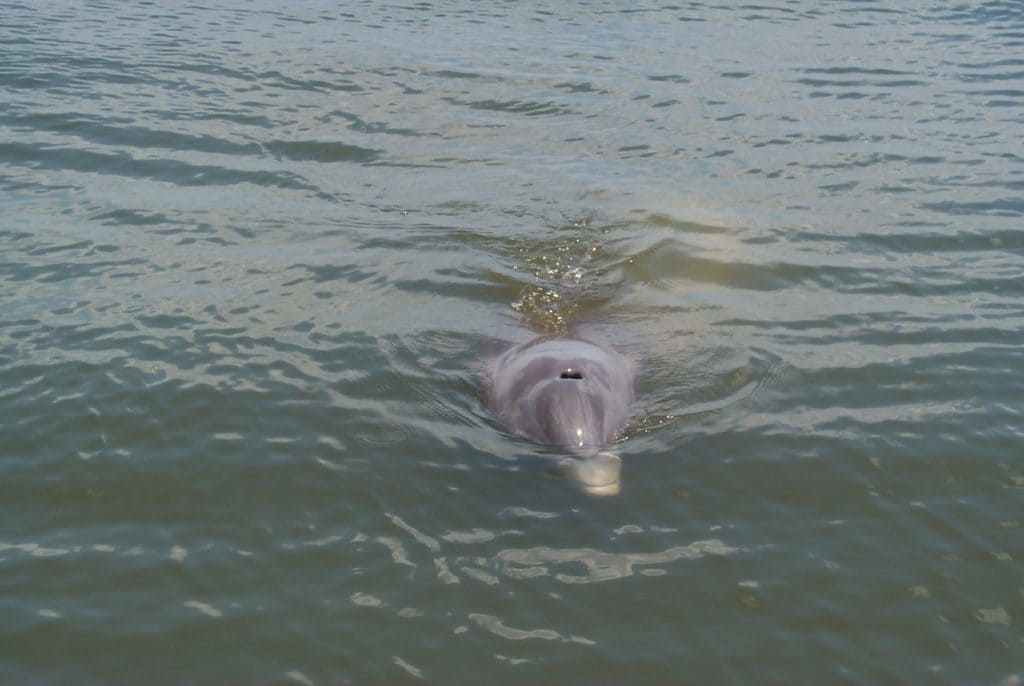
[1,2,1022,684]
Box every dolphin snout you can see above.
[559,452,621,496]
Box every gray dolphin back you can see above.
[491,338,634,450]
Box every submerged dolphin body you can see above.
[491,337,634,495]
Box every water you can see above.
[1,1,1022,683]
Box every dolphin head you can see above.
[491,337,634,494]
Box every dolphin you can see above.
[490,337,634,495]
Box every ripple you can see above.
[3,112,260,156]
[497,540,737,584]
[502,507,558,520]
[392,656,424,680]
[0,143,325,195]
[182,600,223,618]
[470,613,594,644]
[442,528,497,544]
[444,97,576,117]
[264,139,380,164]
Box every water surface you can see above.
[1,2,1022,684]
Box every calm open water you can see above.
[2,2,1022,684]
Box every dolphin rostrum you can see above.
[490,337,634,495]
